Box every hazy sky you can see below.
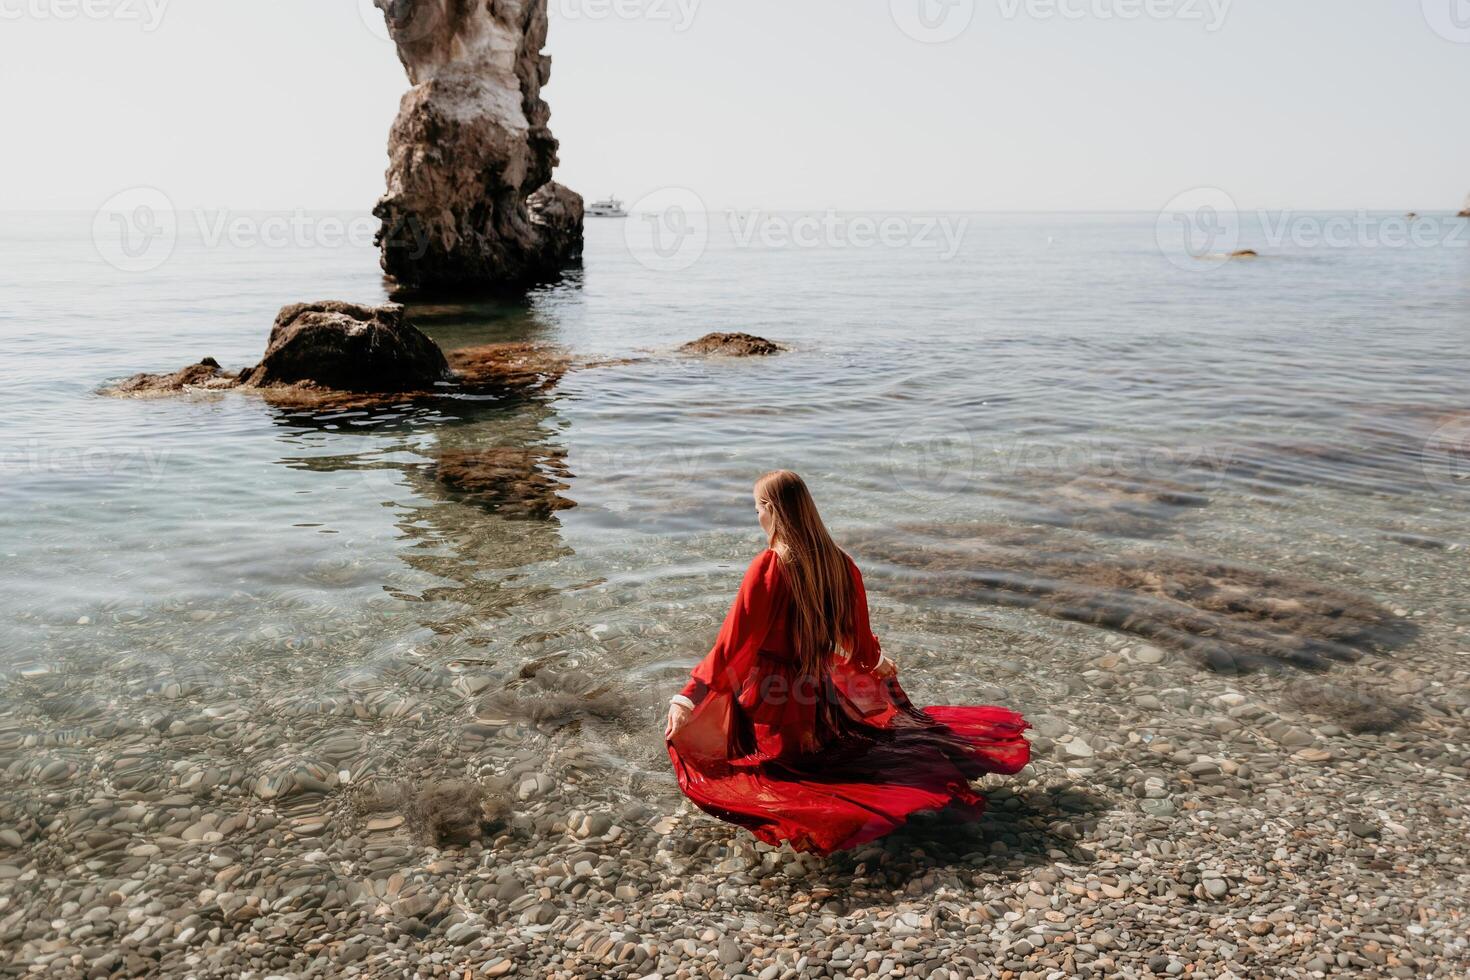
[2,0,1467,211]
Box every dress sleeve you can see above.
[846,555,885,674]
[678,550,781,705]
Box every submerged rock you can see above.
[995,471,1212,539]
[371,0,583,293]
[476,670,629,728]
[447,342,571,394]
[1283,678,1414,733]
[107,357,240,396]
[236,301,449,393]
[846,522,1413,673]
[679,333,788,357]
[353,778,509,846]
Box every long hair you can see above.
[754,470,854,680]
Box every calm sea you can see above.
[1,208,1466,799]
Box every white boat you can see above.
[587,196,627,218]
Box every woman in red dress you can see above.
[664,470,1031,855]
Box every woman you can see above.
[664,470,1031,855]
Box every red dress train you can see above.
[666,548,1031,855]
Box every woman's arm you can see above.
[847,555,895,676]
[672,549,780,711]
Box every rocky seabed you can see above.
[2,616,1466,979]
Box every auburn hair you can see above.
[754,470,856,679]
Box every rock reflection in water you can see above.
[429,447,576,519]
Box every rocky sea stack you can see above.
[372,0,584,293]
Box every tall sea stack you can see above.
[372,0,584,293]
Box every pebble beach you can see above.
[3,614,1466,979]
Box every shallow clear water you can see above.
[1,209,1467,808]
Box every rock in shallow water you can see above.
[107,357,240,396]
[236,301,449,393]
[101,303,574,410]
[679,333,788,357]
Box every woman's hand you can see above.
[873,655,898,680]
[664,701,693,740]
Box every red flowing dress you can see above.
[666,548,1031,855]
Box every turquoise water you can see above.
[1,209,1467,804]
